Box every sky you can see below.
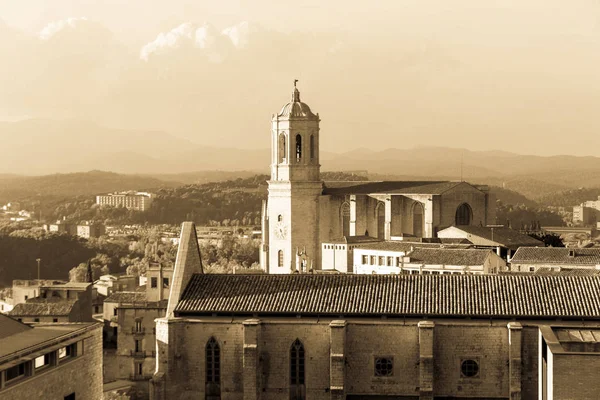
[0,0,599,156]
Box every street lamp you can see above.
[36,258,41,281]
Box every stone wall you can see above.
[153,317,581,400]
[1,324,103,400]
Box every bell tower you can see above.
[262,81,323,274]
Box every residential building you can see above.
[321,236,382,272]
[573,196,600,225]
[353,246,506,275]
[102,263,172,397]
[8,282,94,323]
[261,84,495,273]
[76,221,106,239]
[96,192,154,211]
[510,247,600,272]
[149,221,600,400]
[94,273,140,297]
[45,220,77,235]
[11,279,65,305]
[0,314,102,399]
[0,298,14,314]
[437,225,544,261]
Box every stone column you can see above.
[243,319,261,400]
[349,195,357,236]
[330,320,346,400]
[508,322,522,400]
[423,199,434,238]
[418,321,435,400]
[385,198,392,240]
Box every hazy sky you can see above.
[1,0,599,156]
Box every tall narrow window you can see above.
[310,135,315,160]
[279,133,287,163]
[290,339,305,400]
[295,134,302,162]
[376,202,385,239]
[278,250,284,267]
[206,337,221,400]
[341,202,350,237]
[455,203,472,226]
[412,202,424,237]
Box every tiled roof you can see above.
[8,300,76,317]
[176,274,600,318]
[407,248,492,266]
[322,181,465,196]
[358,241,472,252]
[41,282,91,290]
[104,291,147,304]
[440,226,543,249]
[326,236,382,244]
[510,247,600,266]
[534,268,600,276]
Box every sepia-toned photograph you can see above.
[0,1,599,399]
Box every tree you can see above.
[69,262,109,282]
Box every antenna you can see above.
[460,150,464,182]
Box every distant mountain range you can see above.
[2,119,600,200]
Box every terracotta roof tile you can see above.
[511,247,600,266]
[176,274,600,318]
[104,291,147,304]
[408,248,493,266]
[8,300,76,317]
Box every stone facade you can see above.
[0,321,103,400]
[150,316,600,400]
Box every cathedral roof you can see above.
[322,181,468,196]
[276,83,318,119]
[175,273,600,319]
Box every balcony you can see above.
[129,374,153,381]
[129,350,156,358]
[131,327,146,335]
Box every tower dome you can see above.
[277,81,318,119]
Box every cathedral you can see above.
[261,83,495,273]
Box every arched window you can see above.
[309,135,315,161]
[341,202,350,237]
[278,250,284,267]
[290,339,305,400]
[412,202,424,237]
[278,133,286,164]
[376,202,385,239]
[278,214,283,222]
[455,203,472,226]
[206,337,221,400]
[295,134,302,162]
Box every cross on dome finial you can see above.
[292,79,300,102]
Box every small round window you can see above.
[461,359,479,378]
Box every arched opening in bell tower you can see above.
[278,133,287,163]
[310,134,315,161]
[295,134,302,162]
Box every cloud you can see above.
[140,21,260,62]
[221,21,256,49]
[39,17,88,40]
